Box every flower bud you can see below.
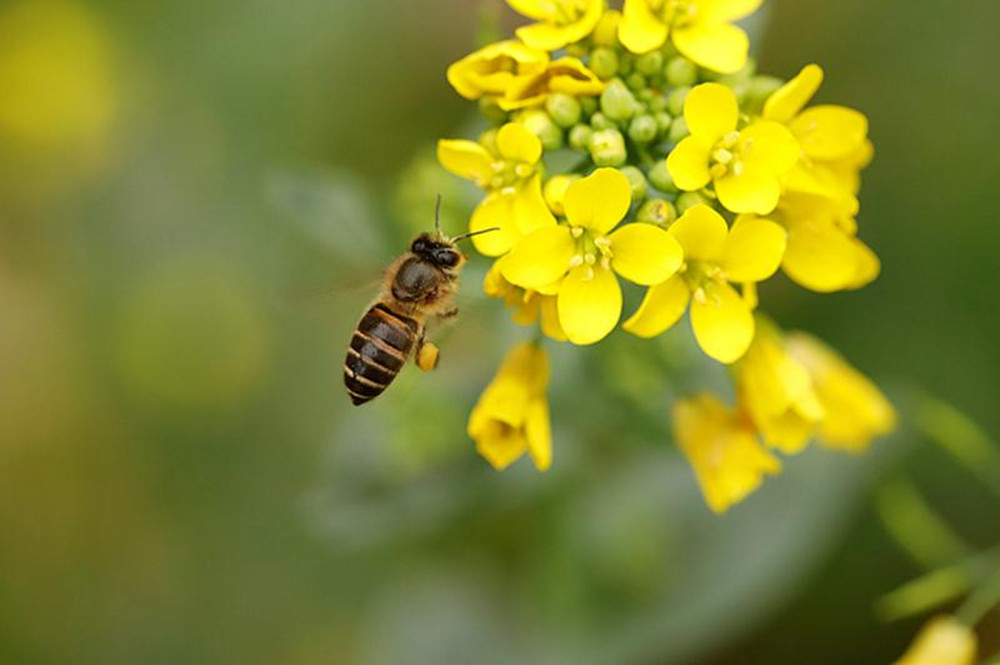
[589,128,627,167]
[601,78,637,122]
[666,86,691,116]
[544,175,579,216]
[592,10,621,47]
[637,198,678,226]
[636,51,665,77]
[665,56,698,87]
[546,93,582,128]
[743,75,786,113]
[654,111,673,136]
[579,96,598,116]
[478,97,508,124]
[649,94,669,112]
[626,72,648,91]
[628,114,658,144]
[568,124,594,152]
[590,112,615,130]
[590,47,619,80]
[620,166,648,201]
[667,116,689,143]
[518,109,563,150]
[647,159,677,192]
[676,191,710,214]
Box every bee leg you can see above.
[415,336,440,372]
[438,306,459,320]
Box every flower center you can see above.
[549,0,587,23]
[567,226,613,279]
[709,130,746,180]
[487,159,535,191]
[656,0,697,27]
[681,260,727,304]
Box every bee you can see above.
[343,198,497,406]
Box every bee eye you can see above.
[411,238,427,253]
[435,250,459,267]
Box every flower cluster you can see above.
[441,0,895,512]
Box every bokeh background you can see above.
[1,1,999,663]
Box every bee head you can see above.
[411,233,462,269]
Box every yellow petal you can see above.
[515,0,604,50]
[563,167,632,234]
[446,40,549,100]
[668,203,728,261]
[619,0,669,54]
[665,137,713,191]
[437,139,494,183]
[505,0,553,21]
[782,218,878,292]
[697,0,764,22]
[790,105,869,161]
[763,63,823,123]
[475,427,528,471]
[470,193,521,257]
[739,121,800,176]
[690,281,754,363]
[684,82,739,143]
[557,265,622,345]
[715,171,781,215]
[513,174,558,235]
[622,275,691,338]
[497,121,542,164]
[672,22,749,74]
[722,216,787,282]
[539,295,568,341]
[502,225,575,289]
[525,398,553,471]
[608,223,684,285]
[895,616,978,665]
[545,57,606,97]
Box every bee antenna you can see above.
[452,227,500,243]
[434,194,443,236]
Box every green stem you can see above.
[956,565,1000,627]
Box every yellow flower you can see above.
[469,342,553,471]
[484,258,567,341]
[624,205,786,364]
[619,0,762,73]
[502,168,684,345]
[673,393,781,513]
[446,40,549,102]
[438,122,556,256]
[895,616,977,665]
[667,83,800,215]
[735,320,824,454]
[506,0,605,51]
[786,332,896,452]
[500,57,605,111]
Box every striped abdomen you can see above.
[344,303,420,406]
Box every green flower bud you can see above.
[676,191,710,214]
[637,88,656,102]
[601,78,638,122]
[620,166,648,202]
[666,86,691,116]
[637,198,678,226]
[591,112,615,130]
[649,94,669,112]
[568,124,594,152]
[619,53,634,77]
[654,112,673,136]
[590,47,619,80]
[664,56,698,87]
[628,114,658,144]
[626,72,648,91]
[580,96,599,116]
[667,116,689,143]
[742,75,785,114]
[647,159,677,192]
[589,128,627,167]
[592,10,621,47]
[478,97,508,124]
[546,93,582,128]
[518,110,564,151]
[636,51,664,77]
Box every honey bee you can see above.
[343,198,496,406]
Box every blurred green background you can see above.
[1,1,998,663]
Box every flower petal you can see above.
[470,193,521,257]
[790,105,869,161]
[437,139,494,183]
[691,281,755,363]
[524,398,553,471]
[622,275,691,338]
[668,203,728,261]
[763,63,823,123]
[666,137,713,191]
[782,218,878,292]
[684,82,739,143]
[608,223,684,285]
[475,426,528,471]
[513,174,558,235]
[722,216,787,282]
[619,0,669,54]
[739,121,800,176]
[563,167,632,234]
[715,171,781,215]
[697,0,764,22]
[505,0,553,21]
[673,22,749,74]
[501,225,575,289]
[539,295,568,341]
[558,265,622,345]
[497,122,542,164]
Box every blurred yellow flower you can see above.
[895,616,977,665]
[500,57,606,111]
[446,40,549,102]
[619,0,761,73]
[507,0,605,51]
[786,332,896,453]
[469,342,553,471]
[502,168,683,345]
[624,205,786,363]
[674,393,781,513]
[735,321,824,454]
[484,258,567,341]
[438,122,556,256]
[668,83,799,214]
